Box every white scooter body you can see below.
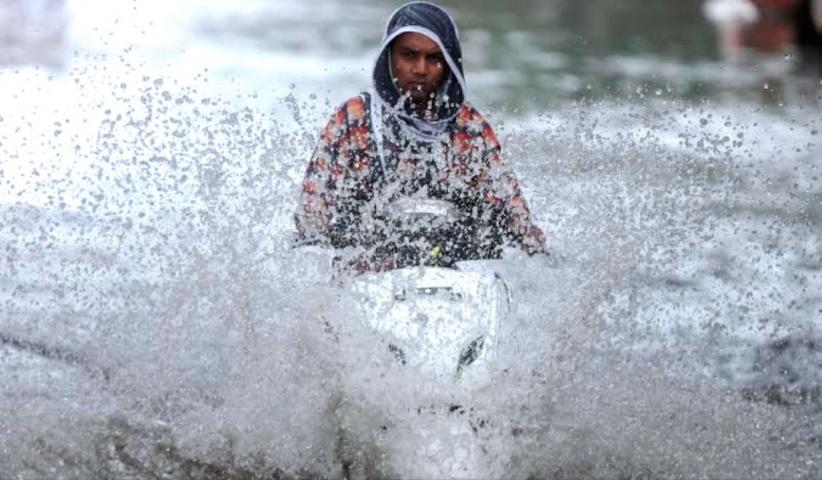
[348,264,509,387]
[347,262,509,478]
[296,199,511,477]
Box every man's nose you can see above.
[411,57,428,75]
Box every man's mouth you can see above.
[407,82,430,93]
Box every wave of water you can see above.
[2,59,821,478]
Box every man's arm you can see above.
[295,97,371,245]
[478,121,546,255]
[294,109,345,244]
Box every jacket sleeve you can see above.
[478,121,546,255]
[294,107,347,244]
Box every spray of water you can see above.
[1,57,821,478]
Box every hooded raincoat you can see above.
[295,2,545,269]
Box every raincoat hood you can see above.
[372,2,466,128]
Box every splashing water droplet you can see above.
[655,89,662,96]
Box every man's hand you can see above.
[522,224,547,256]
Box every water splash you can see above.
[2,55,822,479]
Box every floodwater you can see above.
[1,0,821,478]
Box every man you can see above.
[295,1,545,272]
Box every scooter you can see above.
[294,198,511,478]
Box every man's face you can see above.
[390,32,448,103]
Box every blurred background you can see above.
[1,0,820,110]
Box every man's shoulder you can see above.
[335,95,369,123]
[456,102,493,130]
[454,102,500,146]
